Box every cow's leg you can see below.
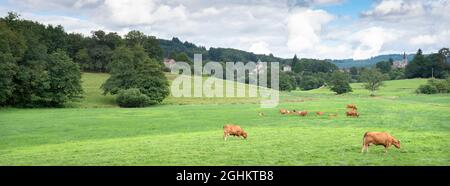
[361,145,365,153]
[224,133,228,141]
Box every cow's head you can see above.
[242,131,248,139]
[393,139,401,149]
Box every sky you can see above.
[0,0,449,59]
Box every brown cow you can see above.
[297,111,308,116]
[346,110,359,117]
[223,125,248,141]
[347,104,357,110]
[361,132,401,153]
[316,111,324,116]
[279,109,291,115]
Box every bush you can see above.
[299,75,325,90]
[116,88,151,108]
[328,71,352,94]
[416,79,450,94]
[416,84,438,94]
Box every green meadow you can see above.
[0,73,449,165]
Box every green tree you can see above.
[328,71,352,94]
[405,49,426,78]
[279,72,296,91]
[176,52,191,63]
[375,61,392,74]
[125,30,163,60]
[298,75,325,90]
[102,46,169,106]
[292,54,300,72]
[116,88,151,107]
[74,48,91,71]
[0,53,17,105]
[45,51,83,106]
[359,68,388,96]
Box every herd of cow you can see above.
[223,104,401,153]
[277,104,359,118]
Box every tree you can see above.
[375,61,392,74]
[0,53,17,105]
[116,88,151,107]
[0,21,24,105]
[102,46,169,106]
[359,68,388,96]
[292,54,300,72]
[125,30,163,60]
[74,48,91,71]
[350,67,359,80]
[46,51,83,106]
[298,75,325,90]
[279,72,296,91]
[405,48,450,79]
[176,52,191,63]
[328,71,352,94]
[405,49,426,78]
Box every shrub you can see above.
[416,79,450,94]
[416,84,438,94]
[328,71,352,94]
[116,88,151,108]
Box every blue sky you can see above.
[319,0,373,19]
[1,0,449,59]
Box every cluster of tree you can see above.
[416,78,450,94]
[69,30,163,72]
[405,48,449,79]
[279,55,342,91]
[329,54,414,69]
[101,45,169,107]
[0,13,82,107]
[347,61,404,83]
[1,13,169,108]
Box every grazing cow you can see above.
[316,111,324,116]
[347,104,357,110]
[361,132,401,153]
[297,111,308,116]
[258,112,265,116]
[346,110,359,117]
[223,125,248,141]
[279,109,291,115]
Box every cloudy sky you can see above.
[0,0,449,59]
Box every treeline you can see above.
[68,30,162,73]
[0,13,82,107]
[279,55,340,91]
[159,37,285,63]
[0,12,169,107]
[347,48,449,83]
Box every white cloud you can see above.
[2,0,449,59]
[351,27,398,59]
[409,35,438,46]
[249,41,272,55]
[287,8,334,52]
[362,0,425,18]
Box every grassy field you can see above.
[0,73,449,165]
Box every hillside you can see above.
[158,37,449,68]
[158,37,286,63]
[1,73,449,165]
